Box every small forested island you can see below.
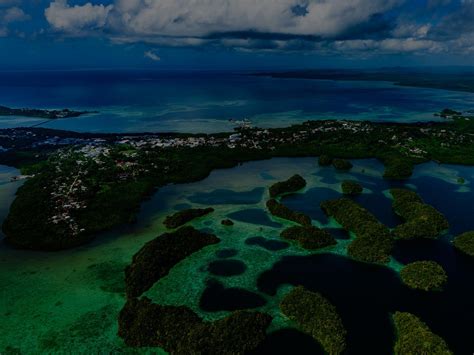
[280,286,347,355]
[453,231,474,257]
[269,174,306,197]
[164,208,214,229]
[266,199,311,226]
[118,297,272,353]
[391,188,449,240]
[392,312,453,354]
[0,105,96,119]
[125,226,220,298]
[341,180,363,196]
[280,225,336,250]
[321,198,393,263]
[400,261,448,291]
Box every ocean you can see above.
[0,70,473,133]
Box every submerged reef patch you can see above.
[245,236,289,251]
[227,208,282,228]
[85,261,127,294]
[208,259,247,276]
[199,279,267,312]
[188,187,264,205]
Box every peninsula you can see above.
[1,109,474,250]
[0,105,96,119]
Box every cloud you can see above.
[0,5,29,36]
[40,0,474,56]
[45,0,113,34]
[144,49,160,61]
[44,0,401,39]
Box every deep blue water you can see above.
[1,70,474,133]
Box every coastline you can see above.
[1,112,474,250]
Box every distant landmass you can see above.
[253,68,474,93]
[0,105,97,119]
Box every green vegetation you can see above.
[266,199,311,226]
[125,226,220,298]
[332,158,353,171]
[453,231,474,257]
[280,286,346,355]
[2,146,271,250]
[393,312,452,355]
[280,226,336,250]
[0,105,95,119]
[118,297,272,353]
[163,207,214,229]
[2,153,155,250]
[269,174,306,198]
[439,108,462,118]
[321,198,393,263]
[400,261,448,291]
[341,180,363,196]
[380,154,415,180]
[221,219,234,226]
[391,188,449,240]
[4,114,474,250]
[318,154,333,166]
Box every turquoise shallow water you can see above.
[1,71,474,133]
[0,158,473,354]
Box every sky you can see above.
[0,0,474,70]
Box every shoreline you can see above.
[1,112,474,250]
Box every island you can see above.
[280,286,347,355]
[280,225,336,250]
[163,208,214,229]
[453,231,474,257]
[125,227,220,298]
[266,199,312,226]
[119,297,272,353]
[341,180,363,196]
[0,105,96,119]
[2,110,474,250]
[392,312,452,354]
[321,198,393,263]
[400,261,448,291]
[269,174,306,198]
[390,188,449,240]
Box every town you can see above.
[1,111,474,250]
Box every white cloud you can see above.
[0,5,29,36]
[45,0,113,34]
[41,0,473,56]
[45,0,401,38]
[144,49,160,61]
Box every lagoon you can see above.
[0,158,473,354]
